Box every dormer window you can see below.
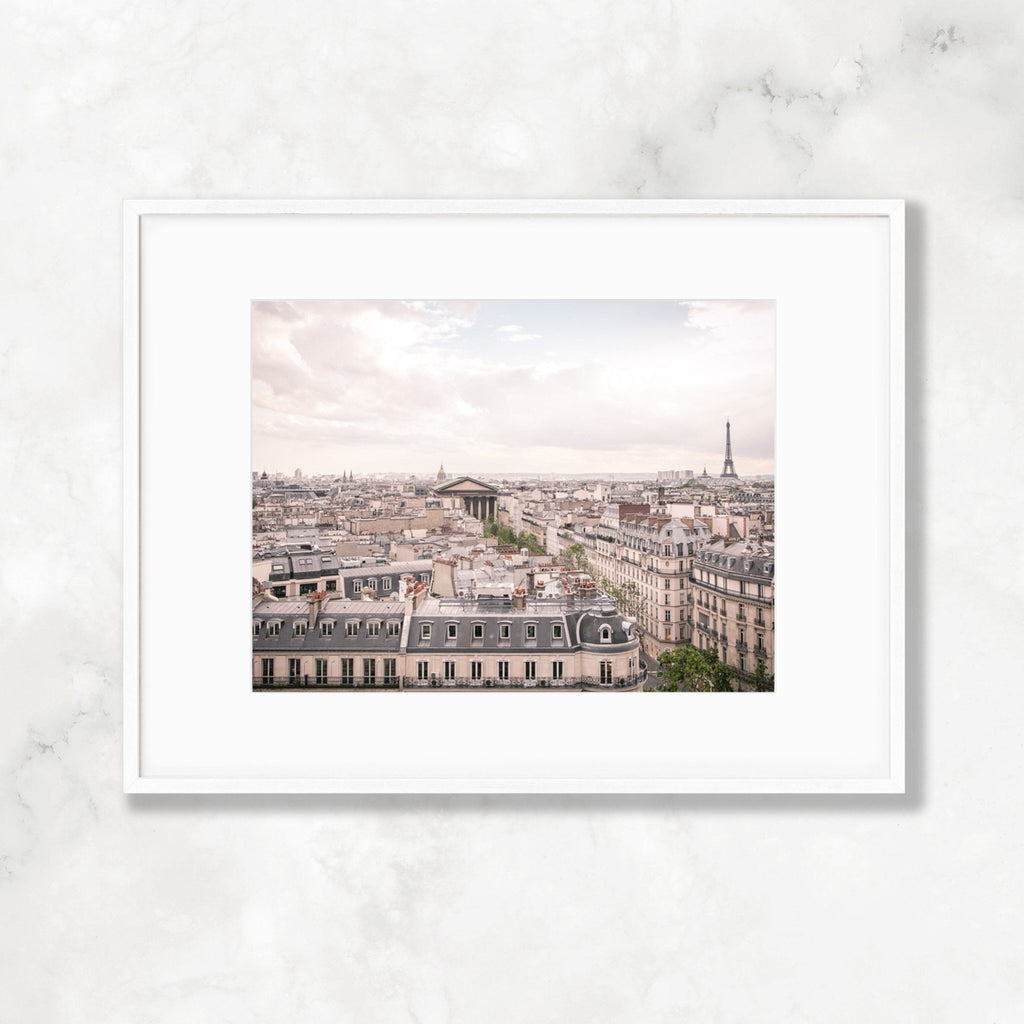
[498,622,511,643]
[551,623,563,641]
[353,580,363,593]
[525,623,537,641]
[599,625,612,643]
[420,622,432,641]
[293,621,307,637]
[387,620,400,637]
[271,563,284,572]
[446,622,458,641]
[472,622,484,641]
[320,620,334,637]
[346,620,359,637]
[367,621,381,637]
[267,621,281,637]
[252,621,261,638]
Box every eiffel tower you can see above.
[720,420,739,478]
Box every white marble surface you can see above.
[2,1,1022,1019]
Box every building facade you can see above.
[252,586,644,691]
[691,538,774,680]
[581,507,711,658]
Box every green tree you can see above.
[515,530,545,555]
[561,543,591,572]
[753,661,774,692]
[658,644,734,692]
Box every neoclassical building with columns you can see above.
[433,475,500,521]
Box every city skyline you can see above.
[252,299,775,476]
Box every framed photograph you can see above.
[124,199,904,793]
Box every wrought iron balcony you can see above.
[253,676,400,689]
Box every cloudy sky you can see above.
[252,299,774,477]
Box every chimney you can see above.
[431,557,457,597]
[513,586,526,612]
[307,591,326,629]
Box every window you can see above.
[446,622,458,641]
[366,579,377,591]
[664,610,671,622]
[498,661,509,681]
[325,579,336,592]
[471,661,482,680]
[420,622,432,641]
[552,661,563,680]
[299,582,316,596]
[472,622,484,641]
[267,621,280,637]
[499,623,511,642]
[271,586,286,599]
[551,623,563,641]
[288,658,302,684]
[293,621,307,637]
[381,577,392,591]
[367,621,380,637]
[353,580,363,593]
[524,661,536,680]
[383,658,396,683]
[346,620,359,636]
[444,660,456,680]
[600,661,613,684]
[362,658,376,683]
[420,573,430,582]
[739,654,745,674]
[525,623,537,641]
[260,657,274,684]
[320,620,334,637]
[665,578,671,589]
[417,660,429,680]
[252,621,261,638]
[340,658,354,684]
[321,556,332,564]
[315,658,328,684]
[271,563,284,572]
[599,625,612,643]
[387,620,400,637]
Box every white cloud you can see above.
[252,300,774,474]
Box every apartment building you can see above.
[579,506,711,658]
[691,538,774,679]
[252,584,644,690]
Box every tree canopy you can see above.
[657,644,734,692]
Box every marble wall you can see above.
[2,1,1021,1019]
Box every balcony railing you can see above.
[692,578,773,604]
[254,670,648,691]
[254,675,400,689]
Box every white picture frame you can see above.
[124,199,904,794]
